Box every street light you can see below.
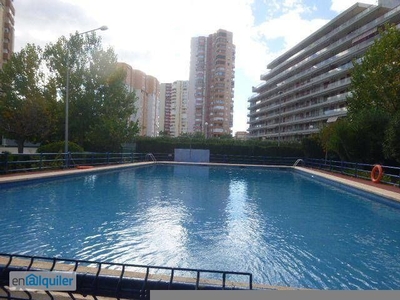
[277,91,283,147]
[204,122,208,139]
[64,26,108,167]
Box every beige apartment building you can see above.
[0,0,15,149]
[188,29,235,137]
[118,62,160,137]
[0,0,14,68]
[234,131,248,140]
[248,0,400,141]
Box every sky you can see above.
[13,0,378,134]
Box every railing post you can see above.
[107,152,110,165]
[398,169,400,188]
[355,163,358,178]
[39,153,43,171]
[341,161,344,174]
[4,152,9,174]
[64,152,69,169]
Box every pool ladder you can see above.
[145,153,156,162]
[293,159,304,166]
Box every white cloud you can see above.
[13,0,384,133]
[256,12,328,51]
[55,0,257,83]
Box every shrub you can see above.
[36,141,84,153]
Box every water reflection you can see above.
[1,165,400,289]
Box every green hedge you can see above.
[36,141,84,153]
[135,136,304,157]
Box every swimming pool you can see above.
[1,164,400,290]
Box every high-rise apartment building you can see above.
[118,62,160,137]
[159,83,172,135]
[188,29,235,137]
[170,81,189,137]
[160,81,189,137]
[248,0,400,141]
[0,0,14,68]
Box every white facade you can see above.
[248,0,400,141]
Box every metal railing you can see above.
[145,153,157,162]
[304,158,400,188]
[0,253,253,300]
[2,152,400,188]
[293,159,305,166]
[0,152,174,174]
[0,152,302,174]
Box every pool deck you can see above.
[295,166,400,203]
[0,162,154,184]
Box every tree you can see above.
[351,109,389,163]
[319,120,357,161]
[44,32,138,151]
[328,24,400,163]
[301,134,325,159]
[348,24,400,117]
[0,44,58,153]
[384,112,400,163]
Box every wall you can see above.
[174,149,210,163]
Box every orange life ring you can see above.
[371,164,383,183]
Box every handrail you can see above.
[145,153,156,162]
[304,158,400,188]
[293,159,304,166]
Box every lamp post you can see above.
[64,26,108,167]
[204,122,208,139]
[278,91,283,147]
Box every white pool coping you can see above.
[294,166,400,203]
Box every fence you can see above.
[0,152,300,174]
[0,253,253,300]
[305,158,400,188]
[0,152,163,174]
[1,153,400,188]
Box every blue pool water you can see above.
[1,164,400,289]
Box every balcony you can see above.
[261,32,377,92]
[263,5,381,78]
